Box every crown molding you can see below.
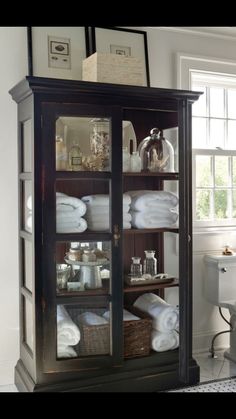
[155,26,236,41]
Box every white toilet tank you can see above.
[204,254,236,308]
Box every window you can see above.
[191,71,236,228]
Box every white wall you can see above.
[0,27,28,384]
[144,26,236,353]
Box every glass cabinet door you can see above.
[41,103,123,372]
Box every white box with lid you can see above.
[82,52,146,86]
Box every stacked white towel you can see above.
[56,192,87,233]
[126,190,179,229]
[133,293,179,352]
[57,305,81,358]
[81,194,132,231]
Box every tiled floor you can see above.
[1,350,236,392]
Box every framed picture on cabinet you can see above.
[27,27,88,80]
[86,26,150,87]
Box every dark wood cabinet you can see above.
[9,77,201,392]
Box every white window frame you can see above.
[177,53,236,232]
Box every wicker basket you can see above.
[66,306,152,358]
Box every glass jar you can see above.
[68,141,83,171]
[122,146,131,172]
[90,118,110,170]
[143,250,157,276]
[130,151,141,172]
[130,257,142,277]
[138,128,174,172]
[82,249,96,262]
[56,264,71,290]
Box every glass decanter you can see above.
[143,250,157,276]
[138,128,174,172]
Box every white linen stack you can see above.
[57,305,81,358]
[56,192,87,233]
[126,190,179,229]
[81,194,131,231]
[133,293,179,352]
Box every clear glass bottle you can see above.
[130,257,142,277]
[90,118,110,170]
[55,135,67,171]
[68,141,83,171]
[130,151,141,172]
[143,250,157,276]
[138,128,174,172]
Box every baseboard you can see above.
[193,330,230,354]
[0,360,15,386]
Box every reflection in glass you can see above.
[23,181,32,233]
[56,116,111,172]
[24,297,34,351]
[23,239,33,292]
[22,119,32,172]
[215,156,229,187]
[56,241,111,294]
[57,304,111,358]
[196,156,213,187]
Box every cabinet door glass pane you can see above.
[57,303,111,358]
[56,117,111,172]
[56,241,111,295]
[22,180,32,233]
[23,297,34,352]
[23,239,33,292]
[56,180,110,233]
[22,119,32,172]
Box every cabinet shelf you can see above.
[124,228,179,234]
[124,278,179,293]
[123,172,179,180]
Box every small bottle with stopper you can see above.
[222,244,233,255]
[68,140,83,171]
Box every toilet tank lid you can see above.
[204,253,236,263]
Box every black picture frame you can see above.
[85,26,150,87]
[27,27,89,80]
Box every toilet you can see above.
[204,254,236,362]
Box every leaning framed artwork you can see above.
[27,27,88,80]
[86,27,150,87]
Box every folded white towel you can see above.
[81,193,131,207]
[57,344,77,358]
[130,211,178,229]
[77,312,108,326]
[85,205,130,216]
[56,193,86,216]
[56,217,87,233]
[126,190,179,212]
[86,220,131,231]
[103,309,140,322]
[86,213,131,223]
[57,305,81,347]
[151,330,179,352]
[133,293,179,332]
[56,207,85,223]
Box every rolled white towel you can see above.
[151,330,179,352]
[77,312,108,326]
[133,293,179,332]
[130,211,178,229]
[103,309,140,322]
[81,193,131,207]
[56,218,87,233]
[27,195,32,211]
[56,193,86,217]
[126,190,179,212]
[57,345,77,358]
[85,205,130,216]
[57,305,81,347]
[56,208,84,223]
